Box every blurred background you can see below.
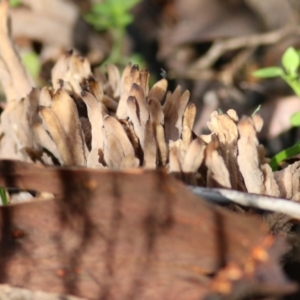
[5,0,300,157]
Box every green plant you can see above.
[0,187,8,205]
[253,47,300,170]
[9,0,21,7]
[21,50,41,82]
[84,0,141,66]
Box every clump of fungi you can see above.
[0,0,300,201]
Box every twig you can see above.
[184,25,300,78]
[190,186,300,220]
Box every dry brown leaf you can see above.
[259,96,300,139]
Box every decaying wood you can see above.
[0,160,296,299]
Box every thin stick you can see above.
[190,186,300,220]
[184,25,300,77]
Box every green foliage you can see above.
[282,47,300,76]
[85,0,140,31]
[269,142,300,171]
[253,47,300,170]
[0,187,8,205]
[21,51,41,82]
[290,111,300,127]
[252,67,284,78]
[129,53,146,69]
[253,47,300,97]
[9,0,21,7]
[84,0,142,66]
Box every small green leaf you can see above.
[252,67,284,78]
[290,111,300,126]
[282,47,300,74]
[270,141,300,171]
[0,187,8,205]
